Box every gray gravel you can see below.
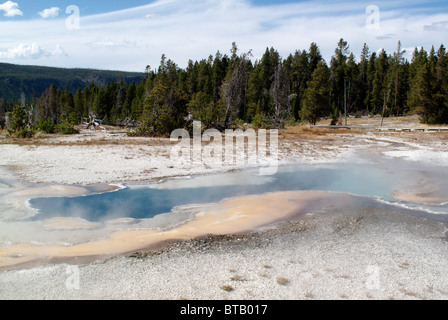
[1,207,447,300]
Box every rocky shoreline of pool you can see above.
[1,124,448,300]
[1,205,447,300]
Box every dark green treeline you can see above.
[4,39,448,135]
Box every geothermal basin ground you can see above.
[0,116,448,300]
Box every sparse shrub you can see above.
[330,106,339,126]
[8,105,35,138]
[127,126,154,137]
[35,118,55,134]
[56,119,79,135]
[252,113,270,129]
[276,277,289,285]
[230,275,247,282]
[15,127,35,139]
[305,291,314,298]
[232,118,245,127]
[220,285,234,292]
[56,124,79,135]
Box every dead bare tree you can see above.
[26,105,34,128]
[222,49,252,129]
[270,62,293,129]
[85,112,105,131]
[118,116,139,129]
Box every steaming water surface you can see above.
[28,158,448,223]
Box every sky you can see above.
[0,0,447,72]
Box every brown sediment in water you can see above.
[392,190,448,205]
[0,190,350,271]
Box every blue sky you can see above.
[0,0,447,72]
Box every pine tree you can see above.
[211,51,229,103]
[300,61,331,125]
[122,82,136,119]
[197,58,213,97]
[345,53,359,116]
[358,43,370,112]
[73,88,83,124]
[434,45,448,123]
[246,60,263,122]
[23,40,448,132]
[39,84,60,124]
[11,105,28,131]
[186,60,199,96]
[308,42,323,74]
[330,39,350,116]
[93,88,107,120]
[392,41,407,115]
[139,82,175,135]
[365,51,377,112]
[371,49,390,114]
[0,98,5,129]
[289,49,310,120]
[259,47,281,115]
[408,62,437,123]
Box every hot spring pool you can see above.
[28,159,448,223]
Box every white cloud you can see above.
[424,20,448,31]
[0,1,23,17]
[0,0,446,71]
[0,43,68,59]
[38,7,60,19]
[51,44,69,57]
[85,38,137,50]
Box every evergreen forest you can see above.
[2,39,448,137]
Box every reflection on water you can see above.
[29,158,448,223]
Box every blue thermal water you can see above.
[28,160,448,223]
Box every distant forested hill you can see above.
[0,62,144,101]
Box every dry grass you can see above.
[2,115,447,150]
[333,274,351,279]
[304,291,314,299]
[0,137,174,147]
[230,274,248,282]
[399,289,423,299]
[220,285,234,292]
[276,277,290,285]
